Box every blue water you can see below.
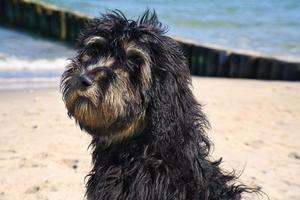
[1,0,300,89]
[0,27,74,89]
[36,0,300,60]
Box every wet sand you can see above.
[0,77,299,200]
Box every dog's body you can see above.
[61,11,254,200]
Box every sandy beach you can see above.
[0,77,299,200]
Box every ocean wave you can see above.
[0,55,70,72]
[0,27,72,89]
[37,0,300,59]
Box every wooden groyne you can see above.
[0,0,91,43]
[1,0,299,81]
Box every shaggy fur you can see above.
[61,10,256,200]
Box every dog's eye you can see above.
[127,52,144,66]
[85,42,104,58]
[88,47,100,57]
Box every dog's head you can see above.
[61,10,190,143]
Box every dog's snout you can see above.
[78,75,93,88]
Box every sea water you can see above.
[0,0,299,89]
[37,0,300,60]
[0,28,75,90]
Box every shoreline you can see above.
[0,77,300,200]
[1,76,300,91]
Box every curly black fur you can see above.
[61,10,258,200]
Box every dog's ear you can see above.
[147,35,211,156]
[147,37,193,119]
[150,35,191,94]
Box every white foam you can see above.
[0,54,70,72]
[0,27,75,89]
[0,56,67,89]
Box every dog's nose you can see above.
[78,75,93,88]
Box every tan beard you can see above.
[64,75,146,143]
[72,94,146,144]
[62,54,151,142]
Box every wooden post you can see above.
[0,0,4,22]
[60,11,66,40]
[4,0,14,25]
[65,13,78,44]
[205,49,218,76]
[229,53,241,78]
[190,45,198,75]
[283,63,300,81]
[270,60,284,80]
[196,47,206,76]
[239,55,258,79]
[50,10,61,38]
[217,50,230,77]
[257,58,272,80]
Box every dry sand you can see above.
[0,77,299,200]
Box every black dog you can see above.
[61,10,255,200]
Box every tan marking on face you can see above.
[87,57,115,71]
[125,43,152,88]
[72,97,106,129]
[69,69,134,130]
[81,54,90,62]
[63,43,149,142]
[63,81,100,126]
[76,85,99,106]
[74,100,93,125]
[64,89,78,112]
[84,36,106,45]
[110,113,145,143]
[102,72,132,123]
